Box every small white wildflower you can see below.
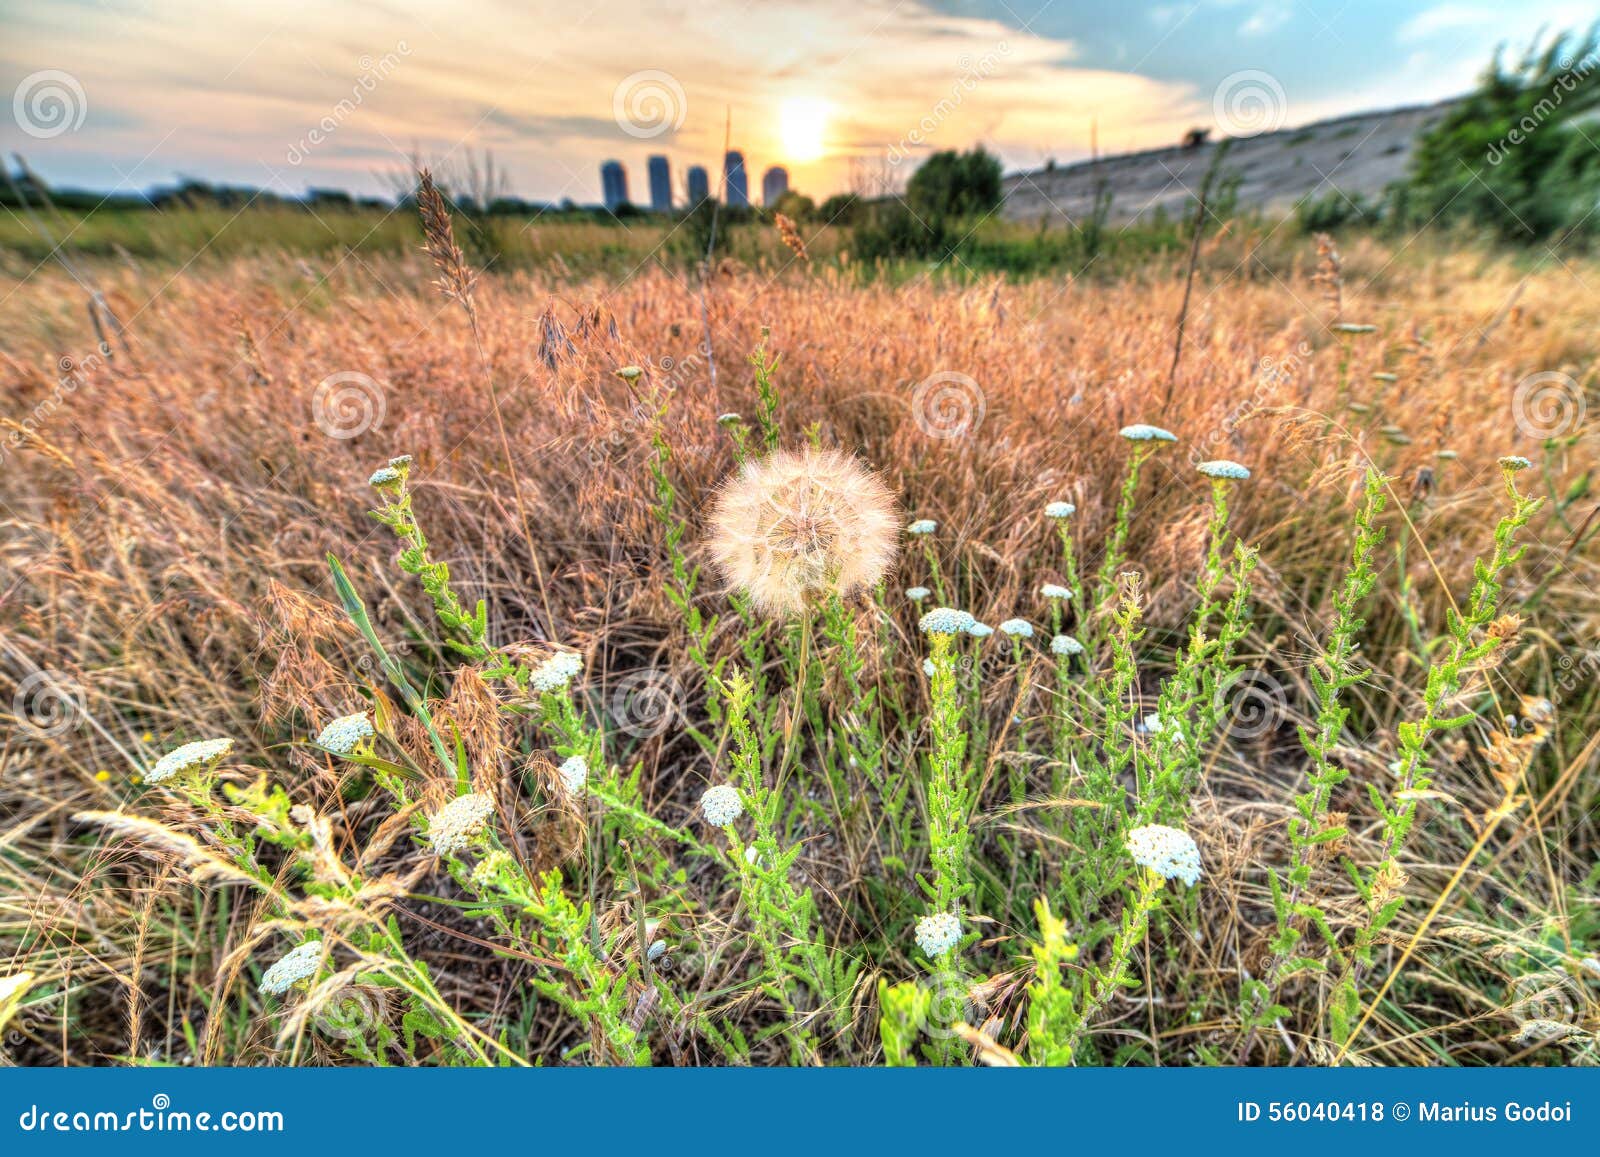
[1120,423,1177,443]
[1051,634,1084,656]
[1141,712,1164,734]
[1039,583,1072,600]
[914,911,962,957]
[1331,322,1377,335]
[922,657,936,676]
[905,586,931,602]
[967,622,994,638]
[259,940,323,995]
[469,850,514,888]
[744,844,763,866]
[999,618,1033,638]
[717,412,742,426]
[919,607,976,636]
[1499,455,1532,472]
[147,737,234,785]
[315,713,374,756]
[700,784,744,826]
[368,466,402,489]
[1197,460,1251,481]
[427,792,496,855]
[647,939,669,963]
[558,755,588,794]
[1044,501,1076,519]
[387,454,413,469]
[1126,824,1202,886]
[907,519,938,536]
[529,650,584,694]
[1436,449,1459,460]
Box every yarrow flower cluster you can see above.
[558,755,588,794]
[1039,583,1072,600]
[259,940,323,995]
[368,465,403,489]
[967,622,994,638]
[1050,634,1084,656]
[919,607,976,636]
[147,737,234,785]
[999,618,1033,638]
[1141,713,1165,734]
[905,586,931,602]
[1499,455,1532,472]
[1044,501,1076,519]
[914,911,962,956]
[1197,459,1251,480]
[530,650,584,694]
[1120,423,1177,443]
[1126,824,1202,886]
[717,412,742,426]
[315,713,374,756]
[906,519,937,536]
[427,792,496,855]
[700,784,744,826]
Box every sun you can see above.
[780,97,830,163]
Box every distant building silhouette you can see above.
[762,165,789,207]
[723,150,749,207]
[686,165,710,206]
[647,155,672,212]
[600,160,629,211]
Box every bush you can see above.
[906,147,1002,219]
[850,201,955,263]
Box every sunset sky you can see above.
[2,0,1592,204]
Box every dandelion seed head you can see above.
[147,738,234,785]
[530,650,584,694]
[1126,824,1202,886]
[905,586,931,602]
[1499,455,1532,472]
[315,713,374,756]
[906,519,937,536]
[914,911,962,956]
[1044,501,1076,519]
[1039,584,1073,600]
[428,792,496,855]
[1051,634,1084,656]
[999,618,1034,638]
[700,784,744,826]
[259,940,323,995]
[707,448,900,618]
[1197,460,1251,481]
[1120,424,1177,443]
[919,607,976,636]
[558,755,588,794]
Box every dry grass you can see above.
[1,229,1596,1065]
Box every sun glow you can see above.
[780,97,830,163]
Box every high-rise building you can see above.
[685,165,710,206]
[600,160,629,211]
[762,165,789,207]
[647,155,672,212]
[723,150,749,207]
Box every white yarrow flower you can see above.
[999,618,1033,638]
[1499,455,1532,472]
[1126,824,1202,886]
[700,784,744,826]
[922,657,936,676]
[558,755,588,794]
[905,586,931,602]
[1044,501,1076,519]
[427,792,496,855]
[914,911,962,956]
[919,607,976,636]
[967,622,994,638]
[147,737,234,784]
[1050,634,1084,656]
[368,466,402,489]
[259,940,324,995]
[907,519,938,536]
[1197,460,1251,480]
[1120,423,1177,443]
[1141,712,1165,734]
[315,713,374,756]
[530,650,584,694]
[1039,583,1072,600]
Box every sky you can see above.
[1,0,1593,205]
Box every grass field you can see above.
[1,207,1596,1067]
